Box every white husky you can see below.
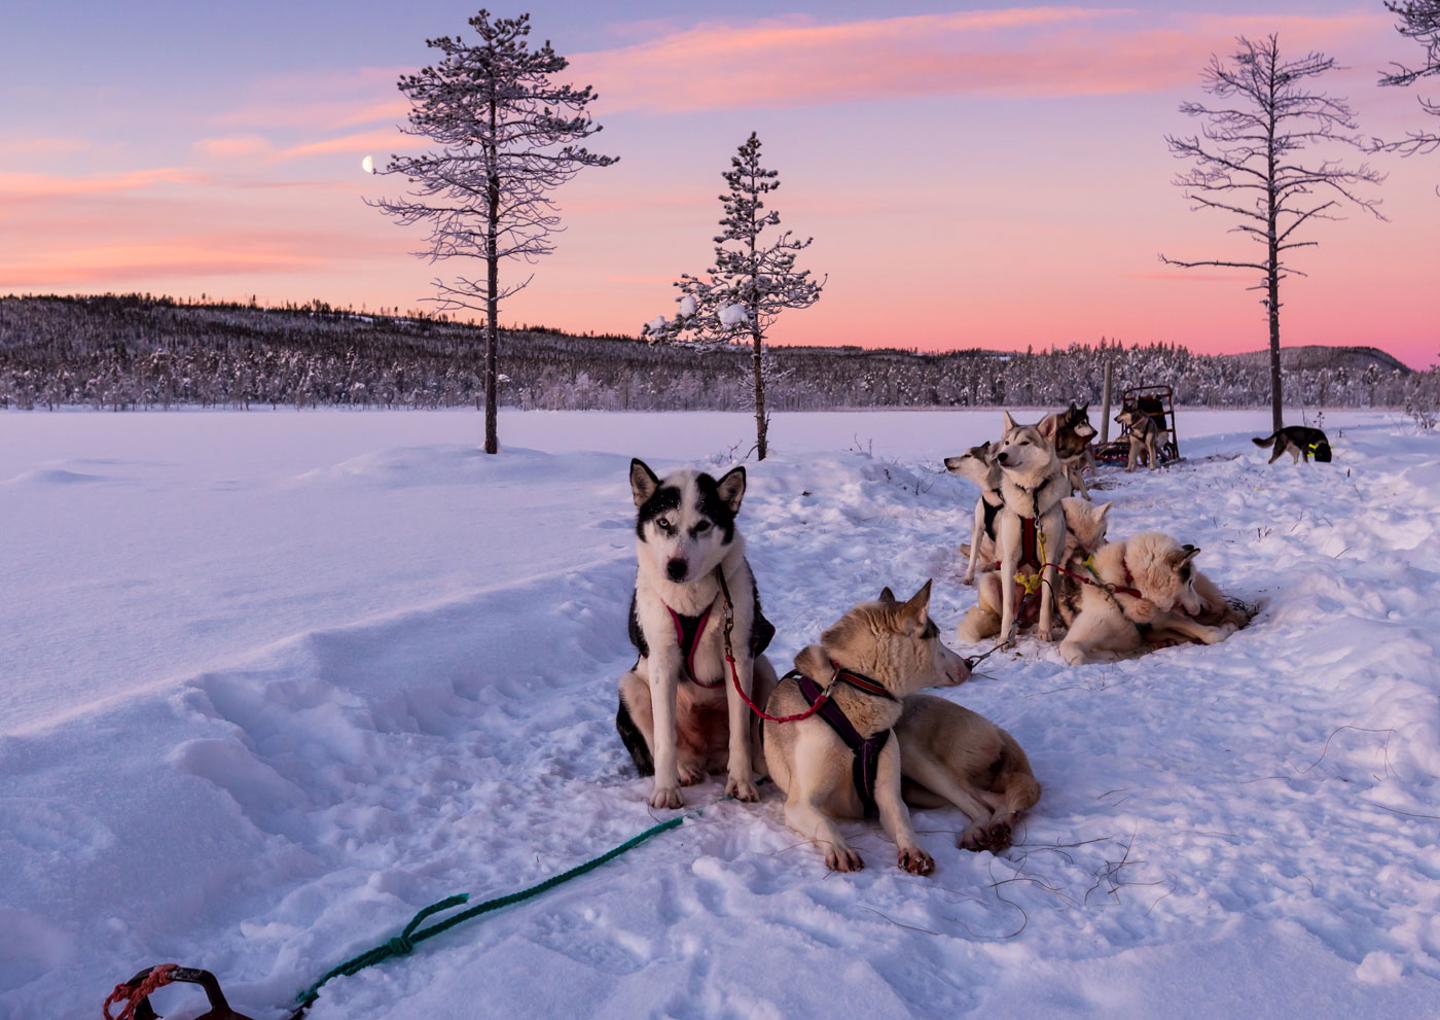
[616,460,778,809]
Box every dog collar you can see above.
[826,662,897,701]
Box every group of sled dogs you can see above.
[612,404,1301,874]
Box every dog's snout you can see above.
[666,558,688,582]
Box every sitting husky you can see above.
[1055,498,1112,628]
[1253,426,1332,464]
[1115,401,1160,472]
[1052,402,1098,498]
[944,441,1003,585]
[617,459,778,809]
[957,412,1067,645]
[897,696,1041,853]
[763,582,969,874]
[958,496,1109,640]
[1058,533,1236,665]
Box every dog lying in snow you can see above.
[955,413,1068,645]
[1253,425,1332,464]
[1116,401,1160,472]
[897,696,1041,853]
[763,582,969,874]
[616,459,778,808]
[944,441,1003,585]
[1051,402,1098,498]
[1058,533,1238,665]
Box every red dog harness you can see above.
[665,605,722,688]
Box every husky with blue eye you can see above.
[615,459,778,809]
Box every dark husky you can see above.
[1253,426,1332,464]
[1052,402,1098,497]
[616,459,778,809]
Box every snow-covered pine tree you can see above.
[370,10,616,454]
[644,132,823,460]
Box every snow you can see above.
[718,303,749,327]
[646,315,668,333]
[3,408,1439,1019]
[678,295,698,318]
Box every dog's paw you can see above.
[725,774,760,802]
[898,846,935,876]
[825,845,864,872]
[1059,643,1086,666]
[1036,625,1055,642]
[648,784,684,810]
[984,818,1014,852]
[676,761,706,786]
[958,823,1003,853]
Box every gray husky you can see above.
[616,460,778,809]
[944,441,1003,584]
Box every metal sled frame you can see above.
[1094,384,1181,466]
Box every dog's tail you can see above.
[1252,432,1278,449]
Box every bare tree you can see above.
[643,133,823,460]
[370,10,616,453]
[1374,1,1440,168]
[1161,34,1384,432]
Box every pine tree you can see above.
[370,10,616,453]
[644,133,823,460]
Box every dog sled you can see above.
[1094,384,1180,467]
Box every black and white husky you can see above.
[616,459,779,809]
[1253,426,1332,464]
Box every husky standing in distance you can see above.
[963,412,1068,645]
[1253,426,1332,464]
[763,582,969,873]
[944,441,1003,585]
[1052,402,1098,498]
[617,460,778,809]
[1115,401,1160,472]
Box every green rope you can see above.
[291,813,689,1015]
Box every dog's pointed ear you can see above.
[715,466,747,514]
[1097,500,1114,520]
[1038,414,1059,442]
[878,586,897,604]
[630,459,660,506]
[1082,402,1090,414]
[1171,543,1201,566]
[899,580,933,633]
[1001,410,1016,434]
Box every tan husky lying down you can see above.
[1059,532,1241,665]
[763,582,968,874]
[897,696,1041,853]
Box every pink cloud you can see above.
[8,136,92,156]
[0,168,201,204]
[570,8,1393,113]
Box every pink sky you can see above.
[2,5,1436,367]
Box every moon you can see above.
[361,155,375,175]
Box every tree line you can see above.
[2,295,1432,415]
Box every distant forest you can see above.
[0,294,1433,413]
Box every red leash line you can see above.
[104,964,177,1020]
[725,650,831,724]
[714,566,831,725]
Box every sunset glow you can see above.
[2,2,1436,366]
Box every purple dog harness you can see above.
[785,667,895,817]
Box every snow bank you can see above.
[2,409,1438,1018]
